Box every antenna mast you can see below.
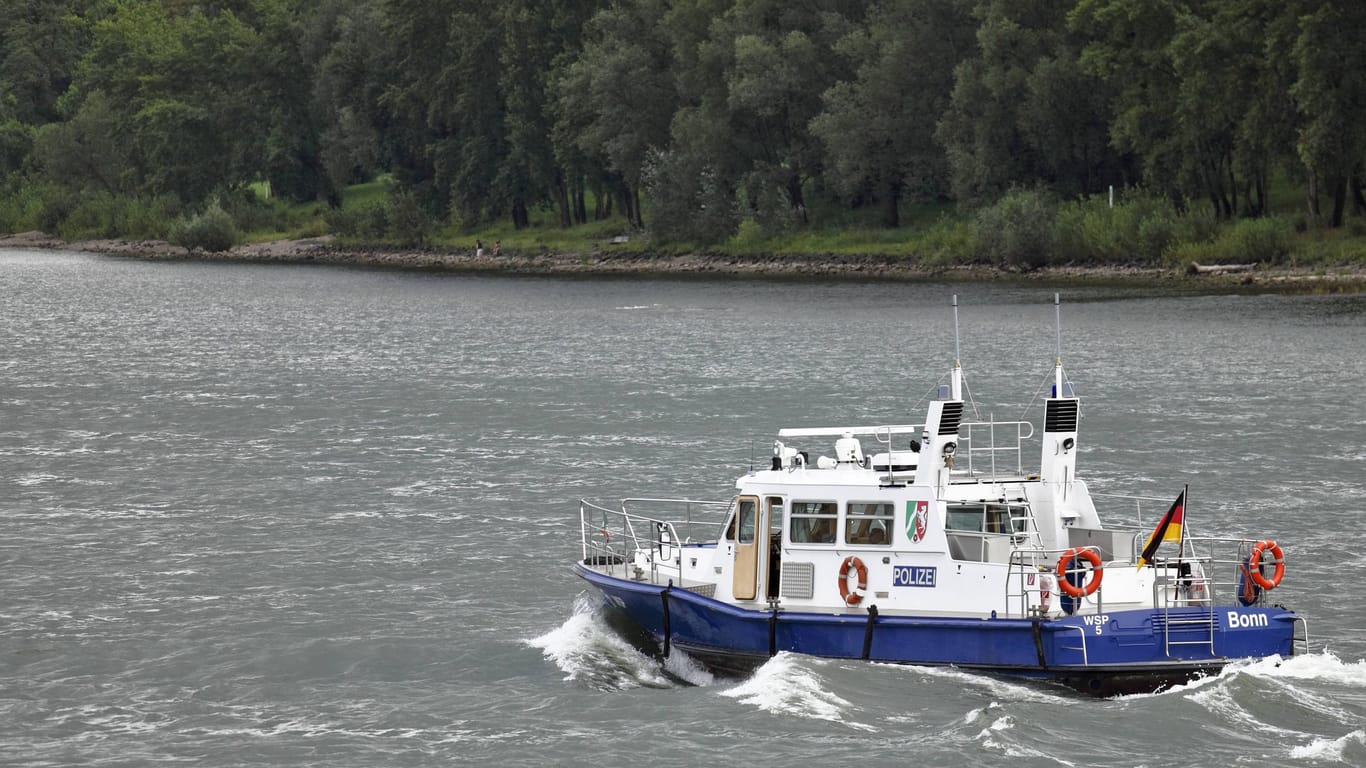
[1053,293,1064,397]
[951,295,962,400]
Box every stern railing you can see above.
[579,497,732,583]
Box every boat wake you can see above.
[719,653,872,730]
[1231,649,1366,688]
[528,595,714,691]
[1289,730,1366,762]
[1174,651,1366,763]
[533,600,869,728]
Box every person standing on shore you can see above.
[476,239,484,258]
[493,241,501,256]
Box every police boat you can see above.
[573,296,1306,696]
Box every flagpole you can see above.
[1180,483,1190,560]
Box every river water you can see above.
[3,249,1365,766]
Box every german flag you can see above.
[1137,490,1185,569]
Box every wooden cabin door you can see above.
[732,496,761,600]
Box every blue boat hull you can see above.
[574,562,1298,696]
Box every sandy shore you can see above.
[3,230,1363,291]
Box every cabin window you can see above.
[845,502,894,545]
[768,497,784,536]
[946,503,1025,534]
[986,504,1015,534]
[789,501,837,544]
[737,498,757,544]
[946,503,984,532]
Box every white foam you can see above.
[973,712,1078,765]
[1230,651,1366,688]
[719,654,872,730]
[884,662,1069,703]
[528,597,674,690]
[1289,729,1365,762]
[978,714,1013,735]
[660,647,717,687]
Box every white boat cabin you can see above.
[592,384,1210,621]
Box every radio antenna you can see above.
[1053,293,1064,397]
[951,295,962,400]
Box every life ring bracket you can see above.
[1055,547,1104,598]
[838,556,869,606]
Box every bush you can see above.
[52,192,180,240]
[1225,216,1294,264]
[1166,215,1294,267]
[320,186,438,245]
[0,119,34,178]
[386,188,432,247]
[1054,190,1183,265]
[972,187,1057,270]
[642,148,739,244]
[216,185,285,234]
[324,202,387,239]
[912,216,973,266]
[743,170,799,235]
[0,180,57,233]
[168,199,241,252]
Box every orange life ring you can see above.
[1055,547,1103,598]
[838,556,868,606]
[1248,540,1285,590]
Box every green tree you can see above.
[30,88,126,193]
[941,0,1124,205]
[1071,0,1276,219]
[54,1,312,203]
[1292,1,1366,227]
[664,0,866,226]
[812,0,975,227]
[382,0,501,223]
[0,0,95,126]
[305,0,391,203]
[556,0,675,229]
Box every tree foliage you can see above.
[0,0,1364,242]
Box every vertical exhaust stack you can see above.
[1039,294,1080,500]
[922,295,966,490]
[921,399,964,491]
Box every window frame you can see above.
[788,500,838,545]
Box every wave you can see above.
[527,595,712,691]
[718,653,872,730]
[1227,650,1366,688]
[1289,729,1366,762]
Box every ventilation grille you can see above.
[684,583,716,598]
[1045,399,1079,432]
[938,401,964,436]
[781,562,815,599]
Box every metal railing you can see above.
[579,497,732,583]
[958,420,1035,477]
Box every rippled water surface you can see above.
[3,249,1366,766]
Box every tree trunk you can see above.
[512,198,529,229]
[1227,165,1238,218]
[1350,173,1366,217]
[555,177,571,229]
[785,173,807,224]
[575,177,588,224]
[601,191,612,220]
[1329,175,1347,228]
[1307,168,1321,217]
[632,187,643,229]
[879,176,901,228]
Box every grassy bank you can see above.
[4,177,1366,275]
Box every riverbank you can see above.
[4,230,1364,293]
